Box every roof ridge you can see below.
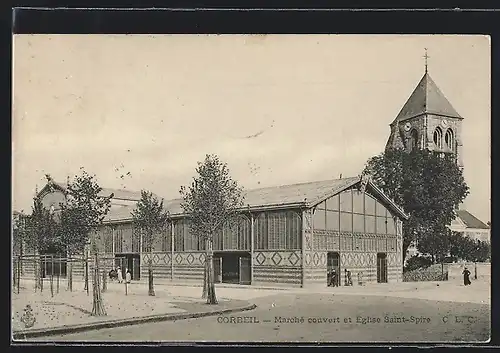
[243,176,359,193]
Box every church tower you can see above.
[385,52,464,168]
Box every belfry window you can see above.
[433,127,443,149]
[409,129,419,151]
[445,128,454,151]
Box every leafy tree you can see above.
[403,254,433,273]
[13,212,28,288]
[59,170,112,316]
[363,149,469,264]
[448,231,469,262]
[23,197,59,289]
[131,191,170,296]
[179,154,244,304]
[467,239,490,263]
[416,225,451,264]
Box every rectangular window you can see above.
[352,190,364,214]
[268,213,280,249]
[387,217,396,235]
[213,228,223,251]
[376,216,387,234]
[161,223,171,252]
[197,233,206,251]
[122,224,133,253]
[114,227,123,253]
[230,222,239,250]
[313,208,326,230]
[326,210,339,231]
[285,211,301,249]
[255,213,268,250]
[174,220,185,251]
[376,202,387,217]
[340,190,352,212]
[340,212,352,232]
[223,223,234,250]
[277,212,287,249]
[326,196,339,211]
[104,227,113,253]
[365,215,376,234]
[353,214,364,233]
[365,194,376,215]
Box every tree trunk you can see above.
[148,258,155,296]
[91,252,107,316]
[84,257,89,294]
[102,265,107,293]
[202,261,208,299]
[13,257,17,290]
[39,257,44,292]
[205,238,218,305]
[50,255,54,297]
[68,259,73,292]
[17,256,21,294]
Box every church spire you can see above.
[423,48,430,74]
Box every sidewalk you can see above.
[12,275,489,339]
[292,278,491,305]
[12,280,255,339]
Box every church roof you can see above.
[456,210,489,230]
[391,72,462,124]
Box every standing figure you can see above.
[358,271,364,286]
[117,267,123,284]
[328,269,334,287]
[125,269,132,284]
[462,267,471,286]
[330,269,338,287]
[346,270,353,286]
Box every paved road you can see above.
[37,293,490,343]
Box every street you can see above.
[35,293,490,343]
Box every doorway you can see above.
[327,252,340,286]
[115,254,141,280]
[213,252,251,285]
[377,253,388,283]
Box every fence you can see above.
[447,262,490,282]
[12,254,129,296]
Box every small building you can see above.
[449,210,490,243]
[25,175,408,288]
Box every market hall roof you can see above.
[99,176,409,223]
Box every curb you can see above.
[13,303,257,340]
[18,278,291,291]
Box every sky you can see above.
[12,34,491,223]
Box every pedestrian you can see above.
[125,269,131,284]
[462,266,471,286]
[117,267,123,284]
[358,271,364,286]
[331,269,338,287]
[346,269,353,286]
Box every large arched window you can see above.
[409,129,419,151]
[445,128,454,151]
[433,127,443,149]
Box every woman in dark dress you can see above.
[463,267,471,286]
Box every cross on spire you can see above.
[423,48,430,73]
